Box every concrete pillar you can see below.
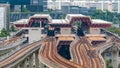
[29,55,33,68]
[60,28,71,34]
[111,46,119,68]
[17,62,24,68]
[89,28,100,34]
[23,59,29,68]
[17,64,21,68]
[33,53,36,68]
[35,52,39,68]
[28,28,41,44]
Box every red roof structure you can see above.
[14,14,112,28]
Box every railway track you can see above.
[1,35,117,68]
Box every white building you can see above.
[47,0,120,13]
[0,4,10,31]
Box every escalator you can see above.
[14,29,28,37]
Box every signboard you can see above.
[0,7,5,31]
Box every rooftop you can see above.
[31,14,52,22]
[32,14,50,17]
[92,19,112,24]
[14,19,28,24]
[67,14,85,17]
[51,19,69,24]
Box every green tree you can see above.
[23,7,30,12]
[115,28,120,35]
[10,25,16,32]
[0,28,10,37]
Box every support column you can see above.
[29,55,33,68]
[33,53,36,68]
[23,59,29,68]
[111,46,119,68]
[35,52,39,68]
[17,62,23,68]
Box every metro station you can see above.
[2,13,120,68]
[14,14,112,45]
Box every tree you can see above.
[10,25,16,32]
[115,28,120,35]
[0,28,10,37]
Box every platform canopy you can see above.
[14,19,28,25]
[30,14,52,23]
[65,14,112,28]
[91,19,112,28]
[49,19,71,27]
[14,14,112,28]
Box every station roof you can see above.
[14,14,112,28]
[92,19,112,24]
[67,14,85,17]
[14,19,28,24]
[65,14,87,22]
[32,14,51,18]
[30,14,52,22]
[51,19,69,24]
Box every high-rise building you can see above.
[30,0,48,12]
[0,0,48,12]
[47,0,120,13]
[0,4,10,31]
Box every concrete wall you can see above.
[28,28,41,44]
[89,28,100,34]
[60,28,71,34]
